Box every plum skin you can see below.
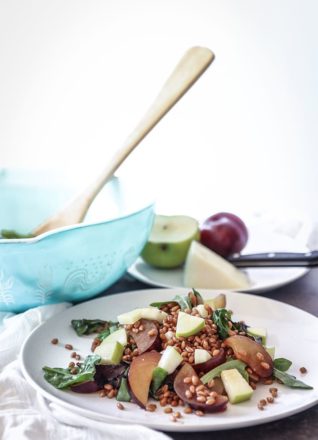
[200,212,248,258]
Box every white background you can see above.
[1,0,317,226]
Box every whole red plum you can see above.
[200,212,248,258]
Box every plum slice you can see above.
[224,335,273,378]
[193,348,226,374]
[129,319,161,354]
[174,363,228,413]
[71,381,101,393]
[128,351,161,408]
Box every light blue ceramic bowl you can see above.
[0,168,154,313]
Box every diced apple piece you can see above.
[176,312,205,338]
[128,319,160,354]
[102,328,127,346]
[174,363,228,413]
[224,335,273,378]
[193,348,226,374]
[194,304,209,318]
[140,307,168,323]
[128,351,161,408]
[117,308,143,325]
[221,368,253,404]
[194,349,211,365]
[94,341,124,365]
[158,346,183,374]
[247,327,267,345]
[184,241,250,289]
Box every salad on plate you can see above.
[43,289,313,421]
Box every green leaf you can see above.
[212,308,233,339]
[98,324,121,342]
[71,319,119,336]
[150,294,192,311]
[0,229,33,239]
[273,368,313,389]
[274,358,292,372]
[116,378,131,402]
[201,359,249,384]
[43,354,101,389]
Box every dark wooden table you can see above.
[105,268,318,440]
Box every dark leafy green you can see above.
[201,359,249,384]
[97,324,121,342]
[71,319,119,337]
[273,368,313,389]
[43,354,101,389]
[0,229,33,239]
[150,294,192,311]
[212,308,233,339]
[116,378,131,402]
[274,358,292,372]
[212,308,248,339]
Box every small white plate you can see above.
[20,288,318,432]
[128,227,309,292]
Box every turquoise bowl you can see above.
[0,168,154,313]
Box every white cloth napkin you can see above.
[0,304,170,440]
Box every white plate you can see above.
[128,227,309,292]
[21,288,318,432]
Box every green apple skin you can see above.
[141,229,200,269]
[175,312,205,338]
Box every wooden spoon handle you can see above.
[83,47,214,211]
[33,47,214,234]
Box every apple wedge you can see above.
[128,351,161,408]
[141,214,199,268]
[184,241,250,289]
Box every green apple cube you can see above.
[117,308,143,325]
[176,311,205,338]
[102,328,127,346]
[140,307,168,323]
[94,341,124,364]
[221,368,253,404]
[195,304,209,318]
[247,327,267,345]
[184,241,250,289]
[141,215,199,268]
[194,348,211,364]
[158,346,183,374]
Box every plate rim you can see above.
[20,288,318,432]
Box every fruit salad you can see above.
[43,290,312,418]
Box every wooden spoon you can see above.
[33,47,215,236]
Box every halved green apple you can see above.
[141,214,199,268]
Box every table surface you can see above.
[104,268,318,440]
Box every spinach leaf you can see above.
[97,323,121,342]
[274,358,292,372]
[117,377,131,402]
[43,354,101,389]
[0,229,33,239]
[201,359,249,384]
[71,319,118,336]
[212,308,233,339]
[150,294,192,311]
[273,368,313,389]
